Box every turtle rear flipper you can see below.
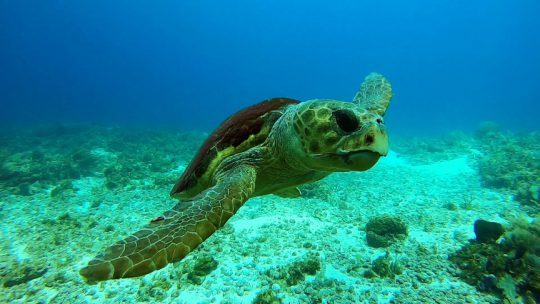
[274,187,301,198]
[80,165,257,281]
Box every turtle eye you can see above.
[333,110,359,133]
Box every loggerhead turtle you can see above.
[80,72,393,281]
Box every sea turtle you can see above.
[80,72,393,281]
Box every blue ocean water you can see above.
[1,1,539,134]
[1,1,540,304]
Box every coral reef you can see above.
[186,256,219,285]
[474,121,501,139]
[450,218,540,303]
[364,215,408,248]
[3,266,48,287]
[252,289,282,304]
[50,180,76,198]
[0,125,198,196]
[265,254,321,286]
[475,129,540,212]
[473,219,505,243]
[70,149,98,176]
[363,252,404,279]
[284,256,321,286]
[391,132,475,164]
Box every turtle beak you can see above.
[338,124,389,157]
[339,150,381,171]
[367,131,389,156]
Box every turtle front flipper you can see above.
[353,73,393,116]
[80,164,257,281]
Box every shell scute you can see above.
[170,97,300,198]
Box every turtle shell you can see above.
[170,97,300,199]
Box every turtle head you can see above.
[292,73,393,172]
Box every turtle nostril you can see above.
[376,118,383,125]
[365,134,374,145]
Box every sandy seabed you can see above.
[0,126,530,304]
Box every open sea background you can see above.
[1,0,539,134]
[1,1,540,304]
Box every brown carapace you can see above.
[170,98,300,199]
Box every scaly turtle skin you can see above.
[80,72,393,281]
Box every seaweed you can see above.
[496,274,519,304]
